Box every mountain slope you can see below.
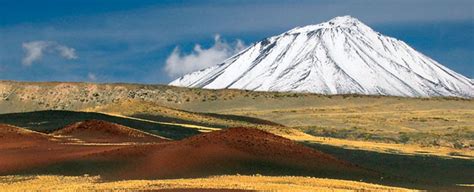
[170,16,473,98]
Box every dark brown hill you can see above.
[104,127,371,180]
[52,119,167,143]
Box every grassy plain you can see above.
[170,94,474,149]
[0,175,414,192]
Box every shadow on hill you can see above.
[202,112,283,126]
[304,142,474,191]
[132,111,282,129]
[0,110,201,140]
[9,127,374,184]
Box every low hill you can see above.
[0,124,49,140]
[0,124,125,175]
[2,122,472,190]
[2,124,372,182]
[0,110,201,140]
[93,127,372,180]
[0,124,53,148]
[0,107,287,140]
[84,99,282,129]
[53,120,167,143]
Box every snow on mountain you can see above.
[170,16,474,98]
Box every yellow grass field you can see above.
[285,132,474,159]
[0,175,415,192]
[79,104,474,159]
[172,95,474,150]
[80,98,474,157]
[71,107,474,159]
[2,81,472,151]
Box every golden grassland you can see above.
[3,81,473,134]
[174,94,473,133]
[2,82,473,157]
[457,184,474,187]
[284,131,474,159]
[172,95,473,149]
[98,111,221,133]
[83,100,474,159]
[0,175,415,192]
[84,99,276,130]
[83,99,297,137]
[85,102,473,159]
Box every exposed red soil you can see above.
[0,124,53,149]
[98,128,371,180]
[0,124,124,174]
[1,123,372,181]
[52,119,166,143]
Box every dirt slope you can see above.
[1,123,370,181]
[0,124,125,175]
[99,127,371,180]
[52,119,167,143]
[0,124,53,148]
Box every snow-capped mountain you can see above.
[170,16,474,98]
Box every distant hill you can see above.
[2,80,467,115]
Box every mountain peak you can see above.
[327,15,361,26]
[288,15,366,34]
[170,16,474,98]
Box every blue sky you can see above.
[0,0,473,84]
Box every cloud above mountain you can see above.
[164,35,246,77]
[0,1,471,82]
[22,41,78,66]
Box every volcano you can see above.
[170,16,473,98]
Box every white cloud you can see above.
[56,45,78,60]
[22,41,78,66]
[87,72,97,81]
[164,35,246,77]
[22,41,51,66]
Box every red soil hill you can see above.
[1,123,373,181]
[107,127,371,179]
[52,119,167,143]
[0,123,123,174]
